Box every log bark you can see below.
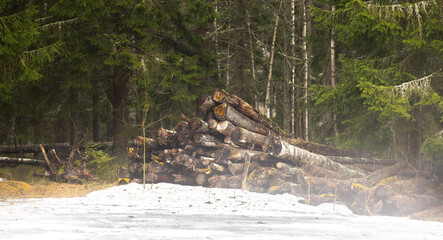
[207,118,218,130]
[287,138,350,157]
[208,174,228,188]
[0,156,45,166]
[0,142,112,155]
[212,89,286,137]
[196,173,208,186]
[132,136,159,149]
[189,118,211,133]
[174,121,191,136]
[193,133,224,148]
[328,156,395,166]
[199,96,217,112]
[265,138,365,179]
[40,144,57,176]
[214,102,270,135]
[157,128,178,147]
[241,154,251,190]
[228,162,245,175]
[200,156,215,166]
[215,146,266,162]
[212,120,236,136]
[173,153,199,169]
[230,126,267,148]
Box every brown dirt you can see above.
[0,180,115,199]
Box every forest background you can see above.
[1,0,442,179]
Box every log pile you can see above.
[125,89,442,219]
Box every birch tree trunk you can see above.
[331,5,338,137]
[265,0,283,118]
[247,12,258,109]
[291,0,297,137]
[302,0,311,141]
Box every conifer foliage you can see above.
[0,0,441,178]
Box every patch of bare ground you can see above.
[0,180,114,199]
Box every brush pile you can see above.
[125,89,442,219]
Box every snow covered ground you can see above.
[0,183,442,240]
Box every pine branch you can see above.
[37,18,77,30]
[393,69,442,95]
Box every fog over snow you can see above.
[0,183,442,239]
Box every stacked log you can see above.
[126,89,442,218]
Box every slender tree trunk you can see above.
[331,5,338,137]
[226,43,231,88]
[196,24,211,117]
[291,0,297,137]
[283,28,290,133]
[214,0,221,82]
[127,79,137,125]
[265,0,283,118]
[69,89,78,146]
[302,0,311,141]
[234,0,246,97]
[112,68,130,153]
[247,12,258,109]
[7,113,16,146]
[92,85,100,142]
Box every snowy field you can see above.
[0,183,442,240]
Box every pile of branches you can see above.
[39,145,97,184]
[126,89,442,219]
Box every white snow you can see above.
[1,183,442,239]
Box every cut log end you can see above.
[214,103,227,120]
[213,88,228,103]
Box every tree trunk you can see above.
[302,0,311,141]
[331,5,338,137]
[214,0,221,82]
[92,85,100,142]
[234,0,246,97]
[291,0,297,137]
[265,0,283,118]
[247,12,258,108]
[112,67,130,153]
[69,88,78,146]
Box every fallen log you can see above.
[199,95,217,112]
[193,133,225,148]
[196,173,208,186]
[212,89,286,137]
[174,121,191,137]
[132,136,159,149]
[188,118,211,133]
[173,153,199,169]
[264,137,365,179]
[0,156,45,166]
[157,128,178,147]
[0,142,112,155]
[215,146,267,162]
[214,102,270,136]
[209,120,236,136]
[328,156,396,166]
[208,174,228,188]
[230,126,267,148]
[287,138,350,157]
